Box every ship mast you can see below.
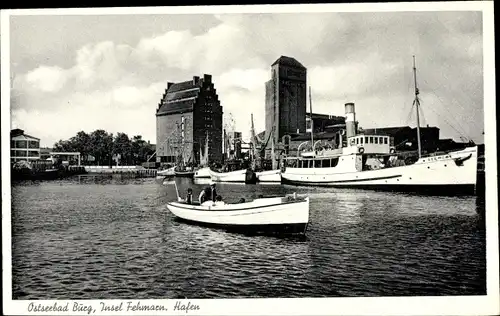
[412,55,422,158]
[309,86,314,151]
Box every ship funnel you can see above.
[344,102,356,138]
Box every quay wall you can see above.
[83,166,157,177]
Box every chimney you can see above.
[345,102,356,138]
[203,74,212,83]
[193,76,200,85]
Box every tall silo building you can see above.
[265,56,307,144]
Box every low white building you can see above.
[10,129,40,163]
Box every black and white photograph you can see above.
[1,2,498,315]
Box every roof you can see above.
[168,80,197,93]
[362,126,439,135]
[291,131,340,141]
[157,80,200,116]
[271,56,306,69]
[11,129,40,140]
[306,113,345,121]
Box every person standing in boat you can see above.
[199,181,217,204]
[185,188,193,204]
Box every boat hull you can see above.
[256,169,282,183]
[157,167,175,177]
[174,218,308,235]
[194,167,211,178]
[209,169,257,184]
[281,146,478,196]
[175,171,195,178]
[166,196,309,235]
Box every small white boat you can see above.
[209,169,256,183]
[157,166,176,177]
[256,169,282,183]
[166,194,310,235]
[194,167,211,178]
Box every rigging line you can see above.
[419,103,427,127]
[421,76,478,114]
[405,101,415,125]
[419,93,470,139]
[420,97,470,140]
[419,78,476,134]
[419,91,471,138]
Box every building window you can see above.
[15,140,27,148]
[360,137,364,144]
[11,140,15,148]
[384,137,388,144]
[10,150,15,157]
[29,140,39,149]
[374,137,378,144]
[369,137,373,144]
[15,150,27,157]
[365,137,368,143]
[356,138,359,145]
[28,150,39,157]
[379,137,383,144]
[314,160,321,168]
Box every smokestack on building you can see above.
[345,102,356,138]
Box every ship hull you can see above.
[256,169,281,183]
[281,146,478,196]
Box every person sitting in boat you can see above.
[177,188,193,204]
[199,181,217,205]
[214,195,225,206]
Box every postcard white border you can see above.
[2,2,498,316]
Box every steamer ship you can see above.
[280,57,479,195]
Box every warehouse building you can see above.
[156,74,223,164]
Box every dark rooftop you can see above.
[157,81,200,116]
[11,129,24,137]
[168,80,197,93]
[291,131,340,141]
[362,126,439,135]
[271,56,306,69]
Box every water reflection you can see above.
[10,177,486,299]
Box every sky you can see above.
[7,8,484,147]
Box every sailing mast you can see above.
[412,55,422,158]
[309,86,314,151]
[271,126,277,170]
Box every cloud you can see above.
[10,11,484,147]
[24,66,69,93]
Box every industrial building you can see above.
[362,126,440,152]
[265,56,307,143]
[10,129,40,163]
[225,131,242,160]
[156,74,223,164]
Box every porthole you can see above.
[444,164,447,167]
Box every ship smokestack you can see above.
[345,102,356,138]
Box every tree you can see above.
[113,133,132,165]
[89,130,113,166]
[53,130,154,166]
[53,139,74,152]
[65,131,91,163]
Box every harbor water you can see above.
[11,177,486,299]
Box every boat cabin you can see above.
[346,134,395,155]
